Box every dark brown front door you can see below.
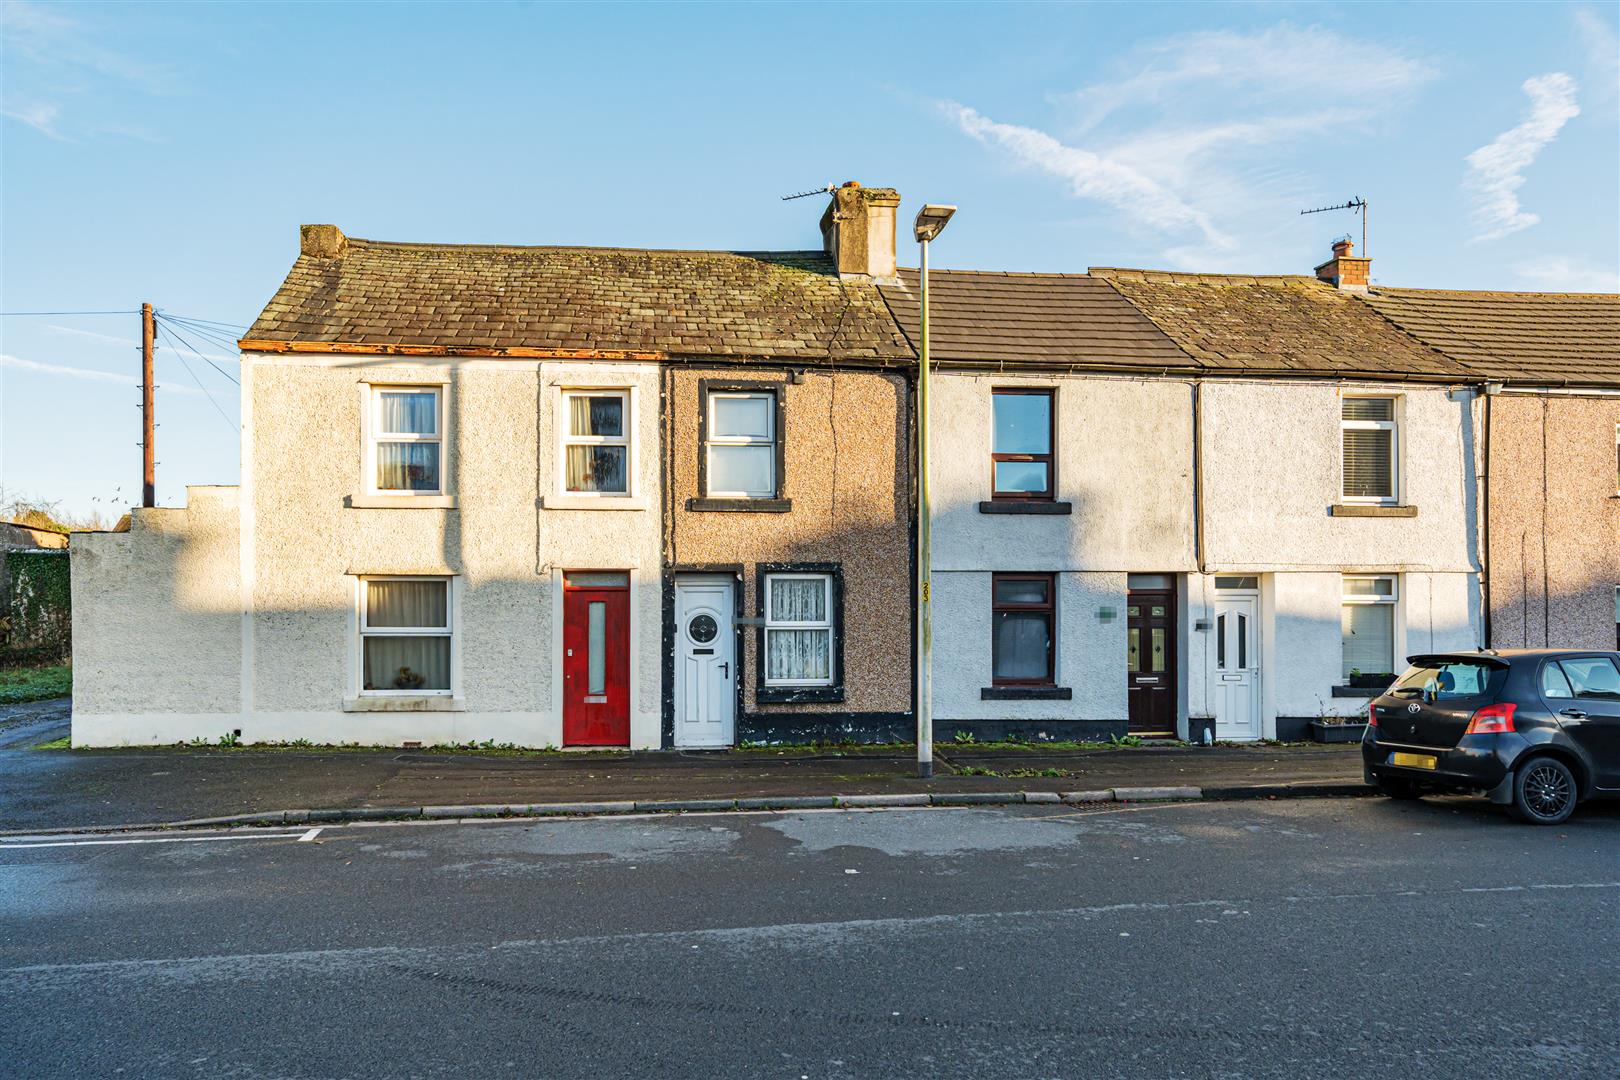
[1127,590,1176,734]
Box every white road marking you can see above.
[298,828,323,842]
[0,832,310,850]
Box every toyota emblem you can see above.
[1407,703,1421,714]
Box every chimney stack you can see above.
[1314,237,1370,292]
[819,181,900,282]
[300,223,347,259]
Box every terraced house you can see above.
[71,187,914,748]
[880,242,1485,743]
[69,189,1619,750]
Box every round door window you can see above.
[688,614,718,643]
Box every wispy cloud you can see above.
[1,353,203,395]
[942,23,1435,268]
[1464,74,1580,242]
[1059,25,1435,136]
[1513,256,1619,293]
[944,103,1233,251]
[1574,7,1618,106]
[1,0,175,140]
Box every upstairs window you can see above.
[1342,396,1398,503]
[705,390,777,498]
[992,389,1054,500]
[1341,575,1397,679]
[562,390,630,494]
[369,386,442,494]
[992,573,1055,685]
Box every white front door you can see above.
[1213,595,1261,740]
[674,575,736,747]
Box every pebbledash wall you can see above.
[71,353,664,748]
[1485,392,1620,651]
[664,364,914,744]
[928,373,1481,742]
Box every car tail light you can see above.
[1367,703,1378,728]
[1464,702,1516,735]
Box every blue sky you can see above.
[3,1,1617,519]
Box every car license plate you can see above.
[1390,752,1437,770]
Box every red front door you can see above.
[563,580,630,746]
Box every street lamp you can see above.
[913,203,955,780]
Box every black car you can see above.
[1363,649,1620,824]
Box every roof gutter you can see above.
[238,339,665,361]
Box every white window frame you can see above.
[558,387,633,498]
[763,572,834,687]
[365,384,445,496]
[1341,574,1398,679]
[705,390,777,499]
[358,575,454,697]
[1340,395,1400,506]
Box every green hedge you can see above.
[3,551,71,666]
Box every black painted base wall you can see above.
[936,719,1127,744]
[1274,716,1314,743]
[738,712,914,746]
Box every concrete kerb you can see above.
[0,782,1371,839]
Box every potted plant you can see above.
[1346,668,1395,690]
[1310,713,1369,743]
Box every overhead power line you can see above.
[0,309,139,317]
[154,323,238,433]
[154,315,240,385]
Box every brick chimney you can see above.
[1314,237,1370,292]
[819,182,900,282]
[300,224,347,259]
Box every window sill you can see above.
[542,494,648,512]
[979,500,1072,515]
[981,686,1073,701]
[757,685,845,704]
[1329,686,1384,698]
[687,498,793,513]
[344,696,465,712]
[346,494,458,510]
[1330,503,1417,518]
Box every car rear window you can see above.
[1392,661,1496,699]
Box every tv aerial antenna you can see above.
[782,184,836,201]
[1300,196,1368,255]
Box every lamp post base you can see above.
[917,761,933,780]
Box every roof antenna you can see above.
[1300,196,1369,256]
[782,184,836,201]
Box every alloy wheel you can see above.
[1523,763,1573,820]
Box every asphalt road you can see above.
[2,797,1616,1079]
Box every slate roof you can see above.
[1359,287,1620,386]
[1090,269,1471,380]
[877,269,1194,369]
[244,238,912,362]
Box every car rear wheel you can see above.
[1511,757,1577,825]
[1377,777,1424,800]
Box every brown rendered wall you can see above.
[1486,394,1620,649]
[665,366,914,726]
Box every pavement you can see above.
[3,797,1616,1078]
[0,698,1368,833]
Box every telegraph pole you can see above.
[141,302,155,507]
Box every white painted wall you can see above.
[72,355,664,748]
[929,373,1481,739]
[1201,381,1477,572]
[930,374,1196,572]
[933,570,1127,722]
[70,487,242,746]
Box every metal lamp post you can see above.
[913,203,956,779]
